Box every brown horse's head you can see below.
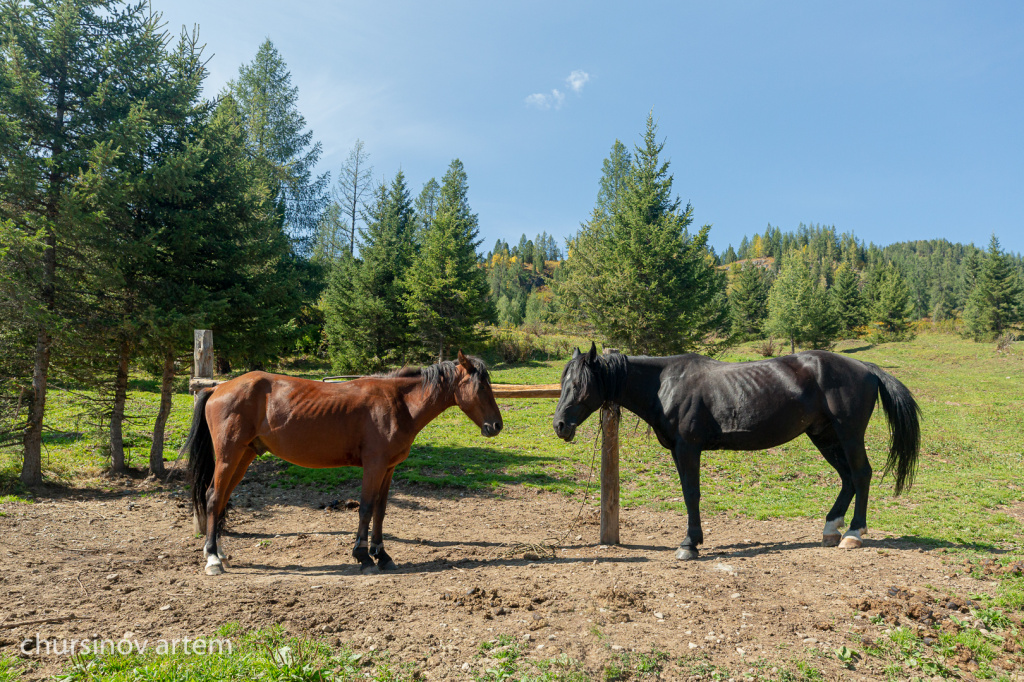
[454,351,503,437]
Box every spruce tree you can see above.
[0,0,189,483]
[561,114,727,354]
[405,160,494,361]
[594,140,631,222]
[766,249,841,351]
[325,171,418,371]
[228,39,329,249]
[963,235,1024,341]
[729,264,772,339]
[414,178,440,243]
[831,263,867,335]
[869,262,914,341]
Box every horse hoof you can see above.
[675,547,699,561]
[205,563,224,576]
[360,564,380,575]
[378,560,398,571]
[822,534,841,547]
[839,536,863,549]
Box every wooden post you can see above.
[194,330,214,378]
[600,348,620,545]
[193,330,213,404]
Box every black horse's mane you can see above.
[562,351,628,404]
[374,356,490,397]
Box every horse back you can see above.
[669,351,878,450]
[207,372,413,468]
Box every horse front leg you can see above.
[369,465,398,571]
[671,442,703,560]
[353,466,381,574]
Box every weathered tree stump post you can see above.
[194,330,213,403]
[600,348,621,545]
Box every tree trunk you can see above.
[438,338,445,364]
[23,69,66,486]
[21,329,50,486]
[149,351,174,478]
[790,336,795,354]
[109,340,130,474]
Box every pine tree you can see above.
[869,262,914,341]
[963,235,1024,341]
[142,95,284,472]
[324,171,418,371]
[0,0,189,483]
[334,139,374,255]
[405,160,494,361]
[560,113,728,354]
[729,264,772,339]
[73,20,214,473]
[831,263,867,335]
[414,178,440,243]
[766,249,841,351]
[228,39,328,249]
[594,140,631,222]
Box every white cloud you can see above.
[525,88,565,110]
[526,70,590,111]
[566,69,590,93]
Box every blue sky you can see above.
[158,1,1024,255]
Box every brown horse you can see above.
[183,352,502,576]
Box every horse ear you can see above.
[587,342,598,363]
[457,349,472,370]
[571,347,581,359]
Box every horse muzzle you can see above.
[553,419,576,442]
[481,421,503,437]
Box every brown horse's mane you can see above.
[372,356,490,398]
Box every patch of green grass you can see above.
[602,648,669,680]
[0,655,29,682]
[778,660,826,682]
[52,626,408,682]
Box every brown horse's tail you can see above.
[183,388,215,535]
[864,362,922,495]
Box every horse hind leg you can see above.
[838,437,872,549]
[203,446,256,575]
[809,431,856,548]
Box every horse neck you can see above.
[405,380,457,431]
[613,355,677,426]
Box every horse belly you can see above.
[709,401,815,451]
[259,420,366,469]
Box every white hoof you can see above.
[205,555,224,575]
[839,529,864,549]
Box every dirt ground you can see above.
[2,463,1022,681]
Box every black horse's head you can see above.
[553,342,605,442]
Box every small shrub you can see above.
[491,331,537,364]
[995,332,1017,353]
[754,337,780,358]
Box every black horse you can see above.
[553,344,921,559]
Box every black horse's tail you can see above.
[864,362,921,495]
[183,388,215,535]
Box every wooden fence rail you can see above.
[188,331,620,544]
